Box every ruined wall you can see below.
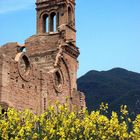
[0,37,83,113]
[0,0,86,113]
[0,48,11,107]
[0,43,42,114]
[25,33,72,109]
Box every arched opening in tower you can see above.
[43,14,49,33]
[50,12,57,32]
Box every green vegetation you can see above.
[0,103,140,140]
[77,68,140,117]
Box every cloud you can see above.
[0,0,35,14]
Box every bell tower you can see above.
[36,0,76,36]
[24,0,85,112]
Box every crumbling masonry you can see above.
[0,0,85,114]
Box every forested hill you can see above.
[77,68,140,116]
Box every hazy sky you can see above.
[0,0,140,77]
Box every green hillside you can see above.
[77,68,140,117]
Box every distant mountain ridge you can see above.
[77,68,140,117]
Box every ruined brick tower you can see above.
[0,0,85,114]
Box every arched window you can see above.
[43,14,49,33]
[68,7,72,26]
[53,14,57,32]
[55,71,62,87]
[49,12,57,32]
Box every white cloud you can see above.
[0,0,35,14]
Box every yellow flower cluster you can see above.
[0,103,139,140]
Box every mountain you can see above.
[77,68,140,117]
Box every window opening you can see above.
[43,14,49,33]
[55,71,62,87]
[20,55,30,76]
[17,46,27,53]
[53,14,57,32]
[45,16,49,32]
[50,12,57,32]
[22,48,27,52]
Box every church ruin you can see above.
[0,0,85,114]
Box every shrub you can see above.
[0,103,140,140]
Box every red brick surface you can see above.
[0,0,85,114]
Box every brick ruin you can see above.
[0,0,85,114]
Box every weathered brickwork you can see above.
[0,0,85,114]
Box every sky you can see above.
[0,0,140,77]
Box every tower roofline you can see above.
[36,0,75,5]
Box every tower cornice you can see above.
[36,0,75,5]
